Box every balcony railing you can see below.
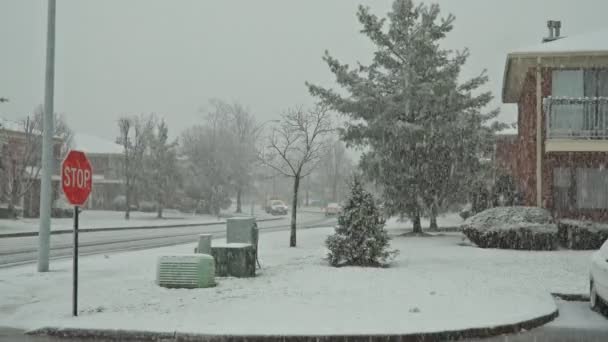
[544,96,608,139]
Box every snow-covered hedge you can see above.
[558,220,608,250]
[462,207,558,250]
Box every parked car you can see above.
[266,199,288,215]
[590,238,608,314]
[324,202,342,216]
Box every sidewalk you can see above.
[0,208,279,237]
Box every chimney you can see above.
[542,20,562,43]
[554,21,561,38]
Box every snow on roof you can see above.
[0,117,40,135]
[511,28,608,55]
[504,28,608,103]
[72,133,123,155]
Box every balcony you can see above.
[544,97,608,152]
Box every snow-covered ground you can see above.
[0,227,592,335]
[0,208,276,235]
[384,212,464,231]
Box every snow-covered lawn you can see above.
[384,212,464,231]
[0,208,276,235]
[0,228,592,335]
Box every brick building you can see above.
[0,117,63,217]
[502,23,608,220]
[71,133,124,210]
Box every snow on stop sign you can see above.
[61,150,93,206]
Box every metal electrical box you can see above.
[156,254,215,288]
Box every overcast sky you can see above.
[1,0,608,143]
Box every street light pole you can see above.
[38,0,56,272]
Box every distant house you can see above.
[502,22,608,220]
[71,133,124,210]
[0,117,63,217]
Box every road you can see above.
[0,211,334,267]
[477,300,608,342]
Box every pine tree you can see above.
[308,0,500,232]
[326,178,396,267]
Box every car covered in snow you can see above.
[324,202,342,216]
[266,199,288,215]
[590,238,608,314]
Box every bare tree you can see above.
[319,139,352,203]
[33,105,73,159]
[261,105,332,247]
[204,99,259,213]
[181,123,233,217]
[0,118,41,217]
[0,109,72,218]
[116,115,152,219]
[147,118,178,218]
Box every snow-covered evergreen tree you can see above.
[308,0,501,232]
[326,178,396,267]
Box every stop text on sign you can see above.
[63,167,91,189]
[61,150,93,206]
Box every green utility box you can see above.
[156,254,215,288]
[211,243,256,277]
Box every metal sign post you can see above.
[73,206,79,316]
[61,150,92,317]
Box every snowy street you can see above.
[0,211,332,267]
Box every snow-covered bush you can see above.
[325,179,397,267]
[558,220,608,250]
[462,207,558,250]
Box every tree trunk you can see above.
[305,177,310,207]
[7,200,16,219]
[290,175,301,247]
[235,187,242,213]
[125,186,130,220]
[9,181,19,219]
[429,203,438,231]
[412,211,422,234]
[332,173,338,202]
[157,198,163,219]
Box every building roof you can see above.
[510,29,608,55]
[0,116,63,141]
[503,28,608,103]
[72,133,123,155]
[0,117,41,135]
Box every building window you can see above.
[553,167,571,211]
[551,70,584,132]
[576,167,608,209]
[551,70,608,135]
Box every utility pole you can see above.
[38,0,56,272]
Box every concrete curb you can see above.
[552,293,590,302]
[0,217,283,239]
[27,309,558,342]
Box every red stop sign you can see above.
[61,150,93,206]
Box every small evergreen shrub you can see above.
[462,207,558,250]
[325,179,397,267]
